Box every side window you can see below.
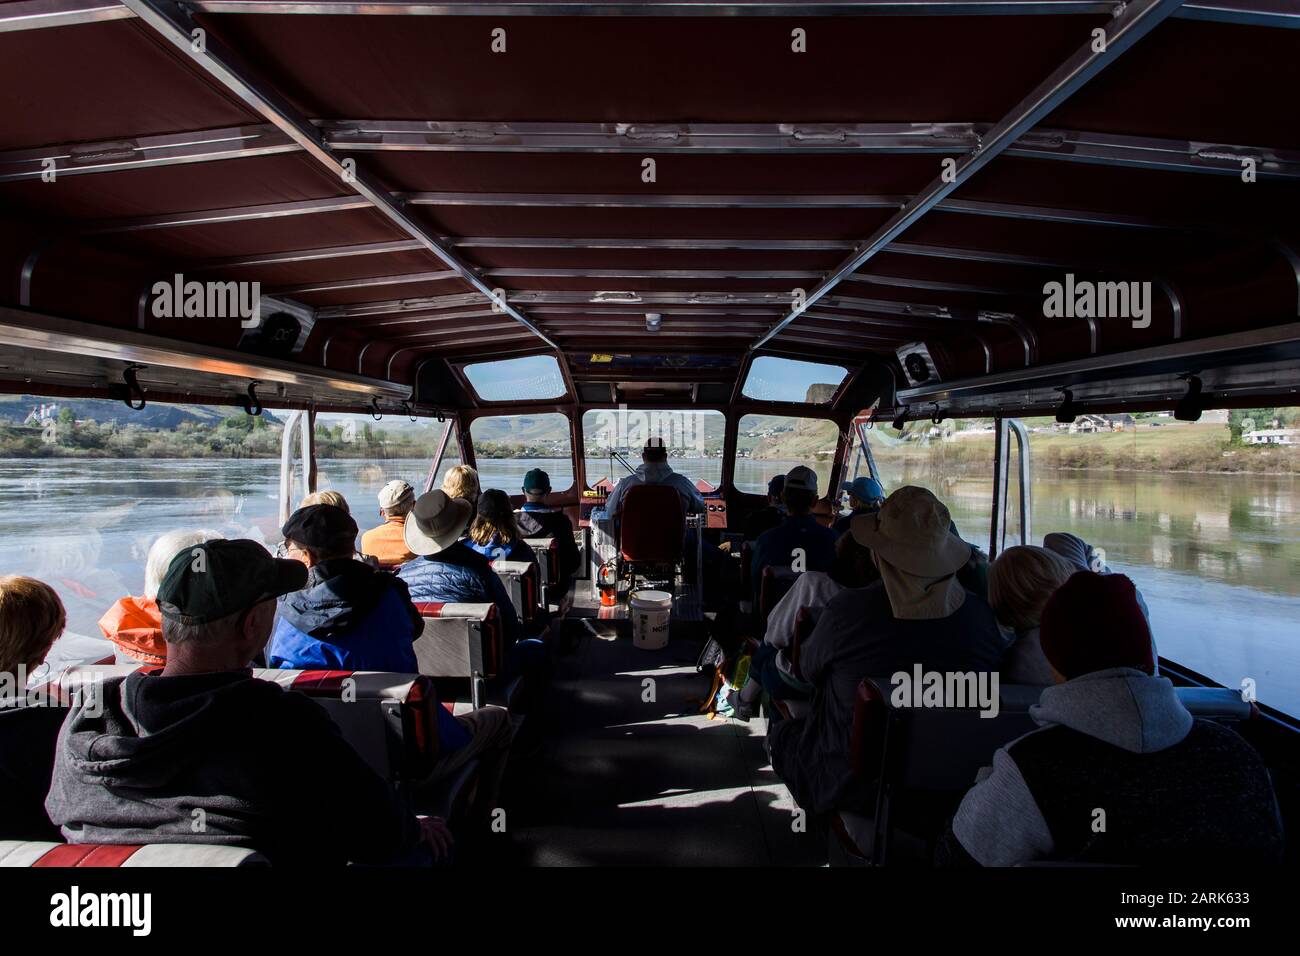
[312,412,436,519]
[1023,406,1300,717]
[870,417,996,547]
[468,413,574,494]
[735,413,838,496]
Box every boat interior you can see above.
[0,0,1297,870]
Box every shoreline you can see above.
[0,453,1295,478]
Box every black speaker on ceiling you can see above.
[240,311,302,359]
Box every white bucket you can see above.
[629,589,673,650]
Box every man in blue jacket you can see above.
[397,491,522,645]
[270,504,423,672]
[398,490,548,715]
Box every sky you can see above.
[739,356,848,404]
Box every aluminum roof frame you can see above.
[117,0,561,358]
[751,0,1191,351]
[1,1,1296,415]
[4,0,1295,31]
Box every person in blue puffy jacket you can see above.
[269,504,423,672]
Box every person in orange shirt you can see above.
[360,479,418,567]
[99,528,221,665]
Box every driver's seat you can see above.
[618,484,685,585]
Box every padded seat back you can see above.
[619,484,685,563]
[413,602,501,680]
[522,535,558,591]
[862,676,1039,791]
[492,559,542,631]
[759,565,800,622]
[0,841,268,867]
[55,664,438,784]
[252,669,439,782]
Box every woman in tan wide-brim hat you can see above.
[766,484,1006,819]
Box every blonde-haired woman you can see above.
[301,489,351,513]
[440,465,481,510]
[988,545,1077,685]
[0,575,68,841]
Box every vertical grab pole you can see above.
[1009,418,1032,548]
[303,407,317,497]
[424,417,454,494]
[278,410,302,527]
[989,416,1008,561]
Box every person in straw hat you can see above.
[767,485,1005,816]
[360,478,418,566]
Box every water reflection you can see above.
[1,457,1297,714]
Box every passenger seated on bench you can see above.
[0,576,68,841]
[767,486,1004,816]
[736,531,881,715]
[277,504,514,813]
[398,491,548,709]
[45,540,453,866]
[605,437,705,518]
[468,490,539,565]
[750,466,837,599]
[987,545,1077,685]
[99,528,221,666]
[360,479,417,566]
[441,464,482,514]
[516,468,581,599]
[1043,530,1155,645]
[832,476,885,536]
[939,571,1284,866]
[269,504,424,672]
[398,492,521,645]
[741,474,786,541]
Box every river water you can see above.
[1,456,1296,716]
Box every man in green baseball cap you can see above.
[155,538,308,630]
[46,538,452,866]
[517,468,581,601]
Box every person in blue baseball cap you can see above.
[833,476,886,536]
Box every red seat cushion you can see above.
[620,484,685,562]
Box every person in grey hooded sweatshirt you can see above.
[45,539,452,867]
[939,571,1284,866]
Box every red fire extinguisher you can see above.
[597,561,619,607]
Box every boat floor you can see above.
[497,622,828,866]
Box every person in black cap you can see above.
[269,503,424,672]
[45,539,451,866]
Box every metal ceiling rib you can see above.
[751,0,1191,351]
[3,0,1296,31]
[6,120,1298,183]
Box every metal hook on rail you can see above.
[119,365,147,411]
[371,397,383,421]
[240,382,263,417]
